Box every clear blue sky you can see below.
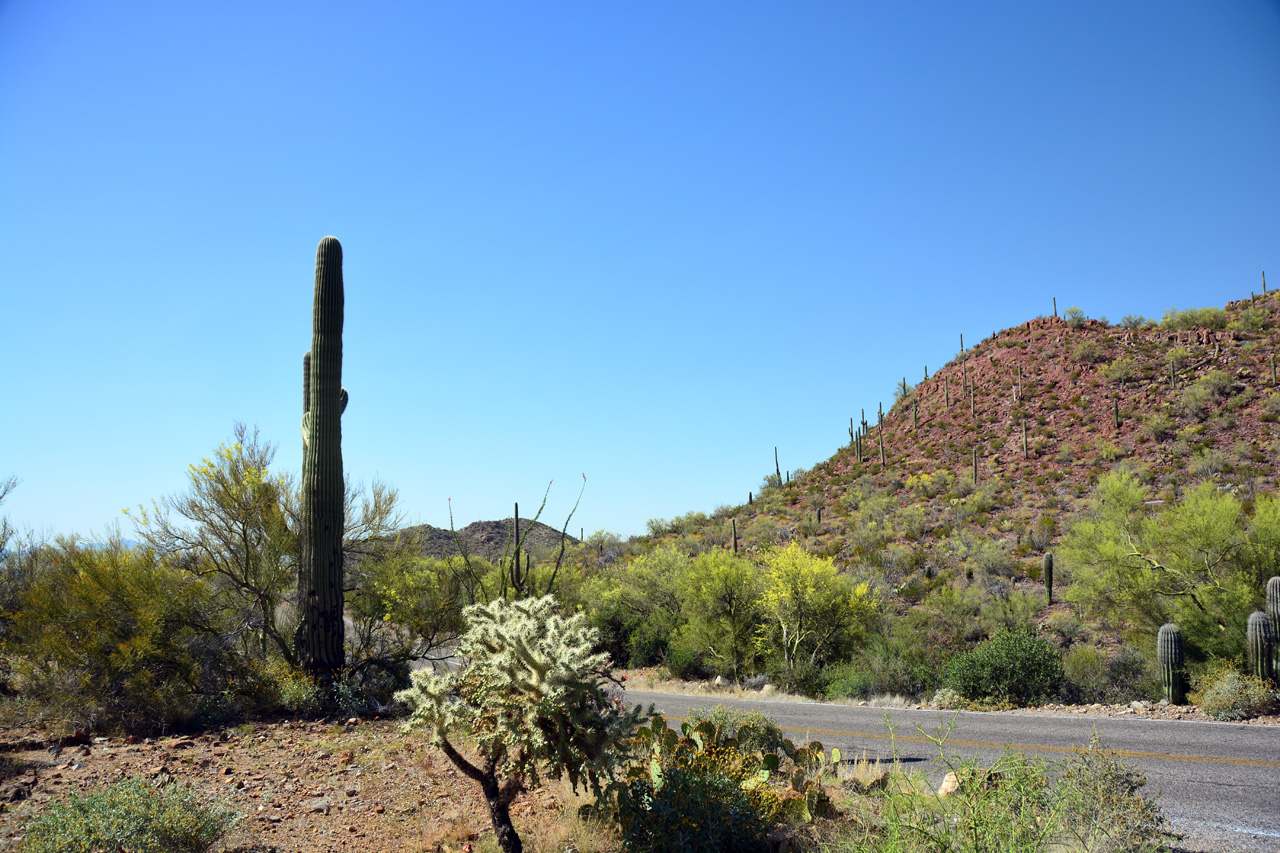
[3,1,1278,540]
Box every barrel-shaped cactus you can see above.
[296,236,348,680]
[1043,552,1054,605]
[1157,623,1185,704]
[1246,611,1273,684]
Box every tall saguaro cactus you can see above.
[1157,623,1185,705]
[1246,611,1273,684]
[1267,576,1280,675]
[296,236,348,681]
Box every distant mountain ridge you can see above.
[394,518,579,562]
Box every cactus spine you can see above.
[1157,623,1185,704]
[1268,576,1280,675]
[1043,552,1053,605]
[297,237,348,680]
[1246,611,1274,684]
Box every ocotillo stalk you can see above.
[775,447,781,489]
[297,236,348,681]
[1022,420,1028,460]
[1157,623,1186,704]
[1267,576,1280,674]
[1246,611,1273,684]
[1043,552,1053,605]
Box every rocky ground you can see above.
[0,716,579,853]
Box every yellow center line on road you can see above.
[662,716,1280,769]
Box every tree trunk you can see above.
[479,772,524,853]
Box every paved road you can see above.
[625,689,1280,853]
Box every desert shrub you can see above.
[977,589,1042,635]
[685,704,784,754]
[1102,357,1135,384]
[1198,369,1234,397]
[1064,306,1087,328]
[1062,645,1109,704]
[1142,413,1175,442]
[1120,314,1148,329]
[1072,340,1106,364]
[7,539,236,733]
[945,628,1063,704]
[1190,660,1279,721]
[23,775,239,853]
[823,663,876,701]
[840,737,1167,853]
[1229,306,1266,333]
[1189,449,1228,479]
[1162,305,1227,330]
[1177,383,1215,421]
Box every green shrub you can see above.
[1072,340,1106,364]
[1064,306,1087,328]
[1102,357,1136,384]
[1162,305,1227,330]
[23,775,239,853]
[8,540,234,733]
[839,737,1167,853]
[1120,314,1148,329]
[1190,660,1279,721]
[823,664,876,701]
[945,628,1063,704]
[685,704,784,754]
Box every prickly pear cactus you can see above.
[1157,623,1185,704]
[1246,611,1273,684]
[296,237,348,680]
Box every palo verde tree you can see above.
[756,541,880,672]
[396,596,642,853]
[297,236,348,681]
[1062,471,1278,660]
[129,423,297,662]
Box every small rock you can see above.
[1130,701,1147,711]
[760,685,776,697]
[304,797,331,814]
[345,787,358,797]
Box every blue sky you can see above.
[2,1,1278,540]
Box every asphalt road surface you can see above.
[624,689,1280,853]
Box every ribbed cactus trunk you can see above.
[297,236,347,682]
[1246,611,1273,684]
[1157,623,1185,705]
[1043,552,1054,605]
[1268,576,1280,676]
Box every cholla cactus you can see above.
[396,596,642,853]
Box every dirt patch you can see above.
[0,718,572,853]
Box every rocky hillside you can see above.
[643,288,1280,584]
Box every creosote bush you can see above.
[944,627,1063,705]
[22,775,239,853]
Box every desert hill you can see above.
[641,288,1280,585]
